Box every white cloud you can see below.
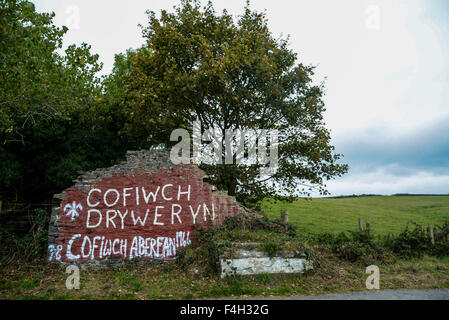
[323,168,449,196]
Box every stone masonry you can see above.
[48,149,248,268]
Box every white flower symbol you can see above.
[64,201,83,221]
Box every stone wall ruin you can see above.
[48,149,245,267]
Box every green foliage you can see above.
[177,223,225,276]
[116,270,143,292]
[384,223,449,259]
[315,221,449,264]
[1,116,131,200]
[328,231,389,265]
[261,240,279,257]
[101,46,165,147]
[316,231,381,264]
[0,208,49,264]
[18,279,39,290]
[0,0,102,141]
[1,0,347,210]
[383,223,430,259]
[120,0,347,207]
[0,0,132,203]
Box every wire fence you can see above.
[0,202,52,235]
[0,203,52,214]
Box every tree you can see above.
[122,0,348,207]
[0,0,102,144]
[0,0,129,203]
[101,46,171,148]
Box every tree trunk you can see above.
[227,177,237,196]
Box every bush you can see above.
[176,220,224,276]
[329,231,389,264]
[383,223,430,259]
[0,208,49,264]
[261,241,280,257]
[384,222,449,259]
[317,221,449,263]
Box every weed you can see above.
[0,208,50,264]
[18,279,39,290]
[261,241,279,257]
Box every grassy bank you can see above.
[1,253,448,300]
[262,196,449,236]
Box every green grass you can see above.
[262,195,449,236]
[2,254,448,300]
[116,270,143,292]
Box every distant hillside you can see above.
[263,195,449,236]
[325,193,449,199]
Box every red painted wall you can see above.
[49,165,239,263]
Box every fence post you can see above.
[281,209,288,223]
[428,225,435,245]
[358,218,364,232]
[366,222,371,236]
[0,200,2,215]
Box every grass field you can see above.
[262,195,449,236]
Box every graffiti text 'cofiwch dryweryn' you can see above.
[48,153,242,266]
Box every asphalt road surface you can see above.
[275,289,449,300]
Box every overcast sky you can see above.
[33,0,449,196]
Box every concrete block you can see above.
[220,249,313,278]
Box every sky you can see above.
[33,0,449,196]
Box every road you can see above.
[265,289,449,300]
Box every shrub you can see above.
[318,221,449,263]
[329,231,388,265]
[0,208,49,264]
[261,241,280,257]
[384,222,449,259]
[176,223,227,276]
